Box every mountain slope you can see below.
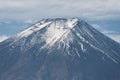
[0,18,120,80]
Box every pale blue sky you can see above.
[0,0,120,43]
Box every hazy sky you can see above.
[0,0,120,43]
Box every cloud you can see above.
[24,20,36,24]
[102,30,120,43]
[100,29,120,43]
[91,24,120,43]
[102,30,119,34]
[92,24,101,29]
[0,0,120,20]
[106,34,120,43]
[0,35,9,42]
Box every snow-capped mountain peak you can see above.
[1,18,120,80]
[16,18,78,39]
[6,18,119,64]
[14,18,79,46]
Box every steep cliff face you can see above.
[0,18,120,80]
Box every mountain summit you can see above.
[16,18,79,46]
[0,18,120,80]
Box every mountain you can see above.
[0,18,120,80]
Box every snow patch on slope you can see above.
[15,18,79,47]
[16,18,78,39]
[67,18,78,28]
[16,21,52,38]
[41,18,78,46]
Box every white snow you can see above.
[75,48,80,57]
[16,18,78,42]
[67,18,78,28]
[78,42,86,52]
[16,21,52,38]
[40,18,78,46]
